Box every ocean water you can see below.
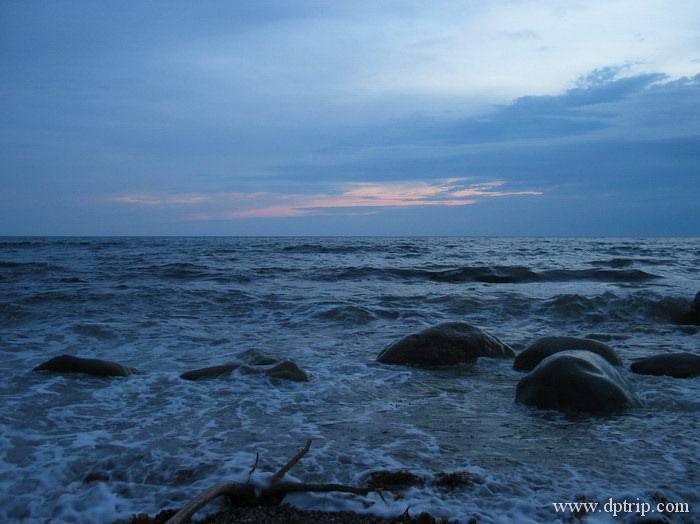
[0,236,698,523]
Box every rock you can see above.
[33,354,142,377]
[180,363,241,381]
[515,350,642,413]
[677,292,700,325]
[259,361,309,382]
[513,336,622,371]
[179,349,281,381]
[180,361,309,382]
[376,322,515,367]
[630,352,700,378]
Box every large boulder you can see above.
[513,336,622,371]
[515,350,642,413]
[33,354,142,377]
[180,361,309,382]
[630,352,700,378]
[376,322,515,367]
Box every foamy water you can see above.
[1,237,698,523]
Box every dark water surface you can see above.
[1,237,698,522]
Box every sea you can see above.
[0,236,698,523]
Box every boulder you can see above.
[513,336,622,371]
[33,354,142,377]
[630,352,700,378]
[515,350,642,413]
[677,292,700,325]
[180,361,309,382]
[376,322,514,367]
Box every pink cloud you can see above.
[451,188,541,198]
[111,178,541,220]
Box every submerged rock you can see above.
[513,336,622,371]
[180,360,309,382]
[376,322,514,367]
[677,292,700,325]
[630,352,700,378]
[515,350,642,413]
[33,354,142,377]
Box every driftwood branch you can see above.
[248,452,259,479]
[166,482,256,524]
[165,440,374,524]
[270,438,312,482]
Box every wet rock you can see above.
[33,355,142,377]
[677,291,700,325]
[179,349,283,381]
[515,350,642,413]
[376,322,514,367]
[259,361,309,382]
[180,363,241,381]
[513,336,622,371]
[630,352,700,378]
[180,361,309,382]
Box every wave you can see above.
[137,262,250,283]
[0,261,62,270]
[0,261,67,280]
[308,304,402,325]
[0,302,34,327]
[0,241,41,248]
[540,292,690,323]
[71,323,117,339]
[281,241,428,256]
[323,265,661,284]
[281,243,395,254]
[588,258,674,268]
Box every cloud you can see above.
[1,0,698,235]
[111,179,541,220]
[109,193,212,205]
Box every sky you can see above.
[1,0,699,236]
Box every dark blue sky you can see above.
[1,1,699,235]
